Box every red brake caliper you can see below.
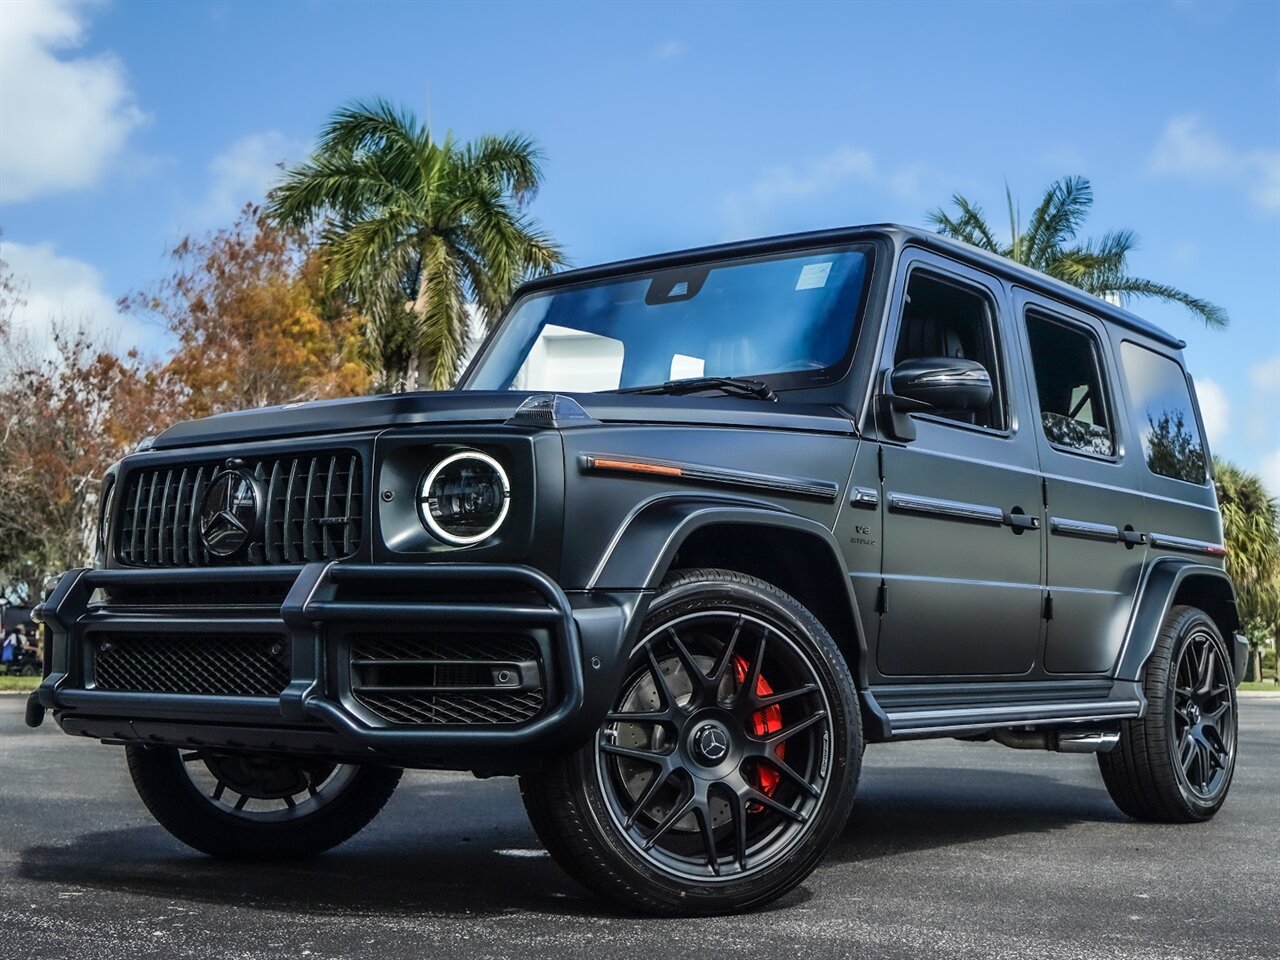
[732,655,784,802]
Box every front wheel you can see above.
[521,568,862,915]
[1099,605,1238,822]
[126,745,402,861]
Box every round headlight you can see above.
[418,451,511,545]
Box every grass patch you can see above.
[0,675,40,693]
[1237,681,1280,693]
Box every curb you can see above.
[1237,691,1280,700]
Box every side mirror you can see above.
[876,357,992,441]
[891,357,992,411]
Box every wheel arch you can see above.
[589,497,869,688]
[1115,558,1240,683]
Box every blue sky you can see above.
[1,0,1277,487]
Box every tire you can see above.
[126,745,403,861]
[1099,605,1238,822]
[520,568,862,915]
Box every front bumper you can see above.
[28,563,640,772]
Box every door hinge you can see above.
[1043,592,1054,621]
[876,580,888,614]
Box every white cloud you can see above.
[1193,377,1230,447]
[0,0,147,203]
[1250,356,1280,393]
[194,131,307,226]
[722,146,937,238]
[1148,116,1280,215]
[1260,449,1280,499]
[1,239,152,356]
[652,40,687,60]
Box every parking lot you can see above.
[1,695,1276,960]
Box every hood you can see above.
[151,390,856,449]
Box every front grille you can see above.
[350,634,546,726]
[93,633,291,697]
[116,451,363,566]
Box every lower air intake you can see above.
[93,633,291,697]
[349,633,546,726]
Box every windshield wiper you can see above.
[626,376,777,401]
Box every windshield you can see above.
[464,246,872,393]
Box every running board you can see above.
[866,694,1143,740]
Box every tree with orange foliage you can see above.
[0,328,178,603]
[123,204,370,419]
[0,209,370,602]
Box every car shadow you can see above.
[17,763,1125,917]
[830,761,1127,864]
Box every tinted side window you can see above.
[1025,312,1115,457]
[895,271,1006,430]
[1120,342,1207,485]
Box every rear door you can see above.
[875,252,1044,677]
[1013,290,1148,674]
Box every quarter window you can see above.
[1025,312,1115,457]
[894,271,1006,430]
[1120,342,1208,485]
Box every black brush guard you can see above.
[27,563,636,771]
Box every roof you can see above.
[516,223,1185,351]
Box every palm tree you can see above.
[269,100,565,390]
[1214,458,1280,681]
[927,176,1227,328]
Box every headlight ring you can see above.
[417,450,511,546]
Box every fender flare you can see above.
[1114,557,1240,682]
[587,495,870,685]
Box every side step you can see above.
[864,680,1144,740]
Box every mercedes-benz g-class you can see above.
[28,224,1245,915]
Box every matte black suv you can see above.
[27,225,1246,915]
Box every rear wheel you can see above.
[1099,605,1237,822]
[521,568,861,915]
[126,745,402,860]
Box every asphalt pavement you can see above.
[1,695,1276,960]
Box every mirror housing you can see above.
[890,357,993,411]
[876,357,993,441]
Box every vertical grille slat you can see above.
[265,460,283,563]
[322,455,337,558]
[186,466,205,566]
[142,471,159,566]
[302,458,319,562]
[171,467,188,565]
[283,458,300,564]
[115,450,363,568]
[157,469,174,566]
[343,454,357,555]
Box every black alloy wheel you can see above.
[127,744,402,860]
[520,568,861,915]
[596,609,832,880]
[1099,604,1238,822]
[1170,626,1235,800]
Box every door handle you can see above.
[1119,528,1147,547]
[1006,510,1040,532]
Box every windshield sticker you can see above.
[795,262,832,290]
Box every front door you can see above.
[876,254,1044,677]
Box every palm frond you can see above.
[1005,182,1022,263]
[1102,275,1229,329]
[318,99,427,161]
[1023,176,1092,270]
[926,194,1002,252]
[460,133,545,204]
[414,236,469,390]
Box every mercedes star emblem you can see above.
[199,465,263,559]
